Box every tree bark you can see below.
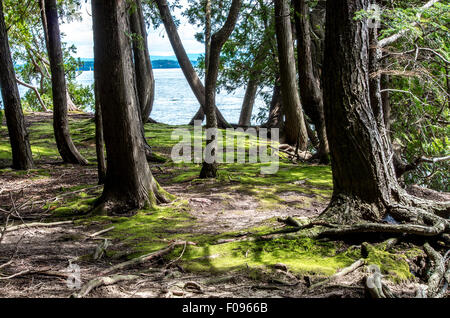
[238,77,259,127]
[0,0,34,170]
[154,0,230,128]
[274,0,308,149]
[129,0,155,122]
[44,0,87,165]
[263,78,283,129]
[94,85,106,185]
[238,37,269,127]
[200,0,242,178]
[40,0,79,112]
[293,0,329,163]
[92,0,171,214]
[318,0,450,225]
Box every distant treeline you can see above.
[77,59,198,71]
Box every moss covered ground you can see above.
[0,113,419,287]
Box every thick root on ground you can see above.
[91,180,175,216]
[423,243,448,298]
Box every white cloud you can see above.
[59,1,204,58]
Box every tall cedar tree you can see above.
[91,0,171,214]
[130,0,155,122]
[154,0,230,128]
[293,0,329,163]
[200,0,242,178]
[44,0,87,165]
[274,0,308,149]
[320,0,448,227]
[0,0,34,170]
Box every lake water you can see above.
[15,68,266,125]
[151,69,265,125]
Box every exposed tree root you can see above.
[423,243,447,298]
[317,221,447,238]
[90,180,175,216]
[310,259,366,289]
[70,274,139,298]
[100,241,195,276]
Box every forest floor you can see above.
[0,112,448,298]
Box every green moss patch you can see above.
[177,237,359,276]
[362,242,413,282]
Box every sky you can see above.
[59,1,204,58]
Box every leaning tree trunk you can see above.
[130,0,155,122]
[0,0,34,170]
[200,0,242,178]
[238,77,259,127]
[293,0,329,164]
[44,0,87,165]
[238,36,269,127]
[274,0,308,149]
[92,0,171,214]
[263,77,283,129]
[320,0,449,225]
[154,0,230,128]
[39,0,79,112]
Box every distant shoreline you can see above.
[77,55,201,71]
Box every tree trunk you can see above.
[293,0,329,164]
[40,0,79,113]
[200,0,242,178]
[92,0,171,214]
[44,0,87,165]
[94,85,106,185]
[238,36,269,127]
[274,0,308,149]
[238,77,259,127]
[263,78,283,129]
[320,0,450,226]
[0,0,34,170]
[205,0,211,72]
[154,0,230,128]
[129,0,155,122]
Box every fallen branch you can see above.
[87,226,115,239]
[100,241,195,276]
[0,267,70,280]
[71,274,139,298]
[1,220,73,234]
[17,186,102,211]
[310,259,366,289]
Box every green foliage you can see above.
[380,2,449,191]
[356,1,449,190]
[4,0,94,112]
